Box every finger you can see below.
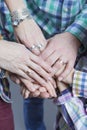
[25,62,55,88]
[17,69,31,79]
[32,90,40,97]
[27,61,52,81]
[39,92,50,98]
[45,81,57,97]
[54,64,66,77]
[19,65,35,82]
[39,87,47,93]
[34,40,47,52]
[25,68,52,87]
[20,86,26,97]
[28,35,47,55]
[29,44,40,55]
[50,79,57,89]
[30,55,52,73]
[24,89,30,99]
[21,86,30,99]
[19,77,37,92]
[58,61,73,81]
[35,32,47,52]
[41,42,54,60]
[45,51,60,66]
[52,58,66,76]
[19,63,50,86]
[10,74,21,85]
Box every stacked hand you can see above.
[9,19,81,99]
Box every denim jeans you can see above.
[23,97,46,130]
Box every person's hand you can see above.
[10,73,57,98]
[20,86,51,99]
[14,19,47,55]
[20,83,56,99]
[55,63,74,92]
[0,40,53,86]
[41,32,81,81]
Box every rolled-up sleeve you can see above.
[55,90,87,130]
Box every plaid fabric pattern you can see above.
[0,34,11,103]
[0,0,87,50]
[54,89,72,105]
[55,90,87,130]
[73,70,87,98]
[1,0,87,128]
[0,78,12,103]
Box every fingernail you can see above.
[58,76,63,81]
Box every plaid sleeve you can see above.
[72,70,87,98]
[64,97,87,130]
[0,0,14,40]
[55,89,87,130]
[65,3,87,53]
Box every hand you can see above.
[20,86,51,99]
[14,19,47,55]
[41,32,80,81]
[56,64,74,92]
[10,73,57,98]
[0,40,53,86]
[20,80,57,98]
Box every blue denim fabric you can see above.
[23,98,46,130]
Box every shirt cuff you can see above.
[72,70,87,98]
[54,89,73,105]
[65,22,87,53]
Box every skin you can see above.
[5,0,80,79]
[41,32,80,80]
[9,31,80,98]
[4,0,80,98]
[5,0,47,55]
[0,40,57,96]
[10,62,74,99]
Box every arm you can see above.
[55,62,87,129]
[56,82,87,130]
[4,0,47,55]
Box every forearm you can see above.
[5,0,27,12]
[55,88,87,130]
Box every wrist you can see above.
[63,69,74,85]
[11,8,32,27]
[57,81,67,92]
[65,32,81,48]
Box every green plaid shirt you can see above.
[1,0,87,52]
